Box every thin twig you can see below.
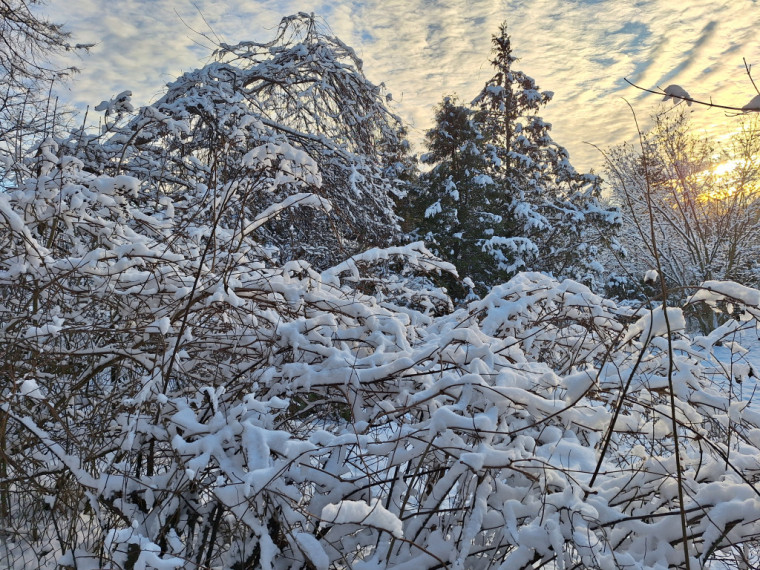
[624,78,756,113]
[744,58,760,96]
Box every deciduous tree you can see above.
[606,110,760,330]
[66,13,407,268]
[0,0,89,183]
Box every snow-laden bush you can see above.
[2,138,760,569]
[62,14,409,270]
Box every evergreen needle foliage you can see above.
[403,23,619,299]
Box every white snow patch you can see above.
[19,379,45,399]
[622,306,686,344]
[146,317,172,335]
[294,533,329,570]
[688,280,760,307]
[742,94,760,112]
[662,84,692,106]
[320,498,403,538]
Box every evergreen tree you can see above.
[472,23,619,284]
[407,23,618,297]
[406,97,522,297]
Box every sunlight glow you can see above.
[697,157,759,203]
[713,159,743,177]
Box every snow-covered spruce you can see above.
[404,24,619,299]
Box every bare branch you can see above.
[624,78,757,113]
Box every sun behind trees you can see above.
[3,10,760,570]
[605,110,760,331]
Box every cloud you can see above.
[42,0,760,172]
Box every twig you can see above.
[744,58,760,96]
[624,78,756,113]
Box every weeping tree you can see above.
[66,13,409,268]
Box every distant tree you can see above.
[605,110,760,330]
[0,0,90,181]
[406,23,618,297]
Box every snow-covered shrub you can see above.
[2,137,760,569]
[62,14,408,269]
[2,14,760,569]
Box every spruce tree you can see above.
[404,98,496,296]
[407,23,618,298]
[472,23,619,284]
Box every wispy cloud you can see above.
[43,0,760,171]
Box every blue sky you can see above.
[46,0,760,171]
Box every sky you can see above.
[43,0,760,173]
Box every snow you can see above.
[94,90,134,115]
[242,193,332,236]
[472,174,494,186]
[321,499,403,538]
[104,529,184,569]
[688,280,760,307]
[424,200,442,218]
[662,84,693,106]
[4,13,760,570]
[146,316,172,335]
[294,533,330,570]
[742,93,760,111]
[19,379,45,399]
[24,316,65,340]
[621,306,686,344]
